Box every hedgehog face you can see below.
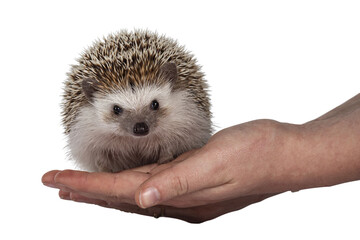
[80,62,205,140]
[92,83,174,137]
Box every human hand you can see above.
[42,94,360,223]
[42,120,286,222]
[132,94,360,211]
[42,169,273,223]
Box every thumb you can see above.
[135,151,223,209]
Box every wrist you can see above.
[258,122,308,193]
[274,117,360,193]
[274,123,318,192]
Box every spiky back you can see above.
[62,30,210,134]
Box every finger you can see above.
[58,191,169,219]
[59,190,120,207]
[43,170,76,192]
[42,170,61,188]
[135,148,228,209]
[59,189,70,200]
[54,170,150,201]
[61,190,277,223]
[69,192,110,206]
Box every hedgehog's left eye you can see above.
[113,105,123,115]
[150,100,159,110]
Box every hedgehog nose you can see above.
[133,122,149,136]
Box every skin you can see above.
[42,93,360,223]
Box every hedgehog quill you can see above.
[62,30,212,172]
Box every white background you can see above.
[1,0,359,239]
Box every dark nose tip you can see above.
[133,122,149,136]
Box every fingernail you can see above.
[139,187,160,208]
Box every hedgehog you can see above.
[62,30,212,172]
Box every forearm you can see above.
[274,94,360,192]
[315,93,360,121]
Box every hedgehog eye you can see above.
[150,100,159,110]
[113,105,123,115]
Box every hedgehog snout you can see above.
[133,122,149,136]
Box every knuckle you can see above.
[109,174,123,199]
[169,170,190,196]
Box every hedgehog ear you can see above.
[158,62,178,85]
[82,78,98,102]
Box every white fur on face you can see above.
[95,83,174,113]
[91,83,185,135]
[68,83,212,172]
[100,83,173,111]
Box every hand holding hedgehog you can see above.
[43,92,360,223]
[63,30,212,172]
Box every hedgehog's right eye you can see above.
[113,105,123,115]
[150,100,159,110]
